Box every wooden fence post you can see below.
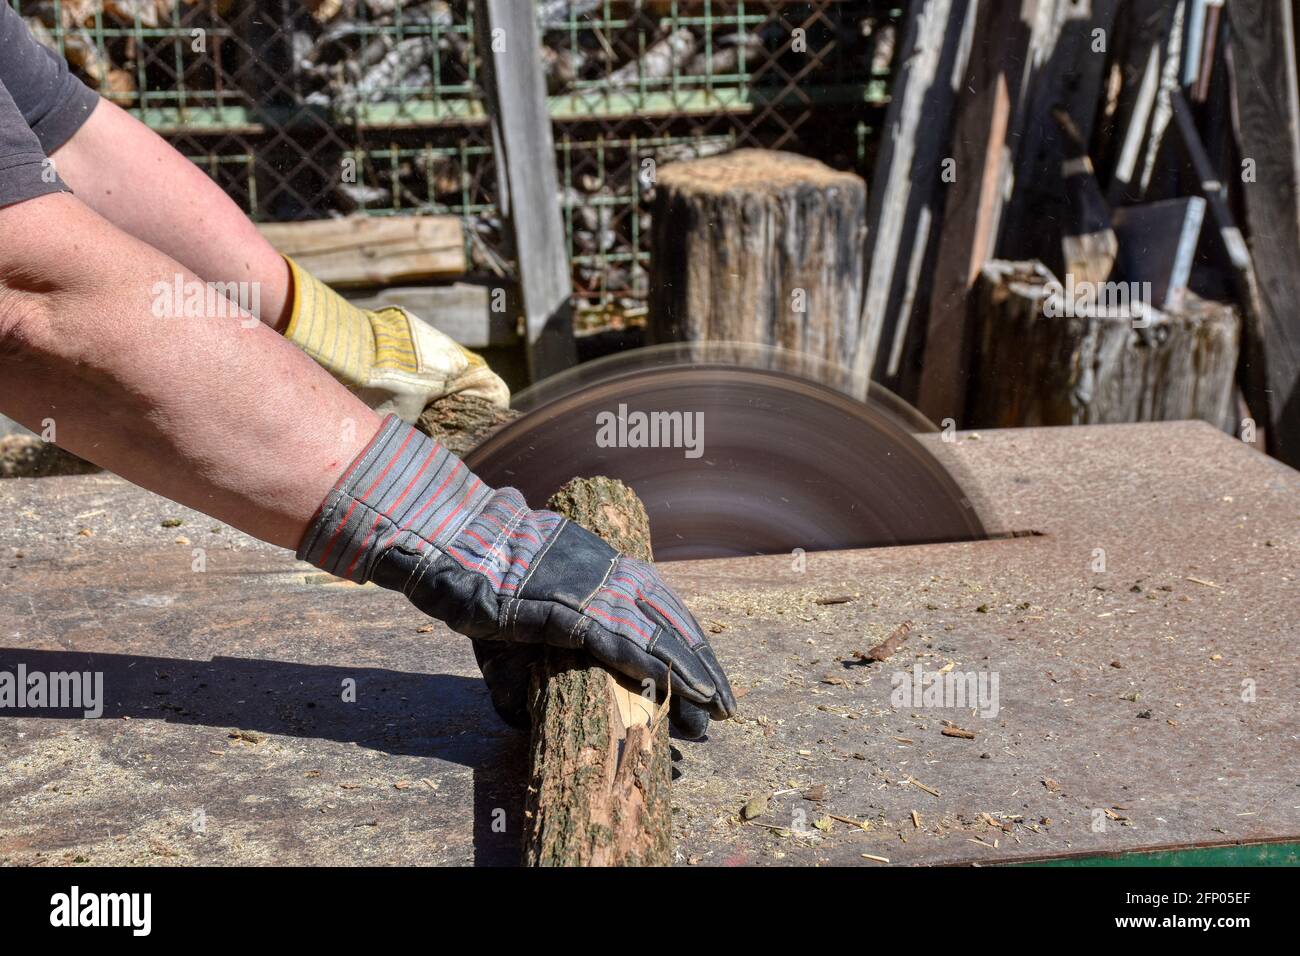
[475,0,576,381]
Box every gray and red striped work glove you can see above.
[298,415,736,738]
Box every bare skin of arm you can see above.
[48,97,294,331]
[0,191,379,549]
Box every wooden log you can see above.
[524,478,671,867]
[414,393,519,457]
[257,215,465,287]
[413,395,671,865]
[968,260,1239,430]
[648,149,866,370]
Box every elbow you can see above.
[0,286,53,361]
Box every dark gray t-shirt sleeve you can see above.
[0,3,99,153]
[0,76,67,209]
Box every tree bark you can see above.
[414,393,519,457]
[649,149,866,370]
[523,477,672,867]
[968,260,1239,430]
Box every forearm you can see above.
[0,192,378,548]
[48,98,293,331]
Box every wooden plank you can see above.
[914,0,1038,423]
[257,215,465,287]
[475,0,576,381]
[855,0,975,385]
[997,0,1121,271]
[1169,90,1274,456]
[344,283,520,349]
[1225,1,1300,465]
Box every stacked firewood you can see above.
[19,1,214,106]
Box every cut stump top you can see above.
[657,148,863,195]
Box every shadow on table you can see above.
[0,647,528,865]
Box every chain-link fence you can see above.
[12,0,901,320]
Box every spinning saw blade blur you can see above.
[464,344,987,561]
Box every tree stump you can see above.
[523,477,671,867]
[649,149,867,368]
[968,260,1240,429]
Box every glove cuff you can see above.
[296,414,492,583]
[283,256,374,389]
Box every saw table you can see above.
[1,422,1296,866]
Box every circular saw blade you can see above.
[465,346,986,561]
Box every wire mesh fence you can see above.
[11,0,902,318]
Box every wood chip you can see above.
[941,725,977,739]
[1185,576,1223,589]
[856,621,913,663]
[860,853,890,863]
[814,595,854,605]
[740,794,770,820]
[907,776,940,797]
[911,809,922,828]
[827,813,871,831]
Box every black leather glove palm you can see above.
[298,416,736,738]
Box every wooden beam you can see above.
[475,0,576,381]
[914,0,1038,423]
[855,0,975,386]
[257,215,464,287]
[1224,1,1300,465]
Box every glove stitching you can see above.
[497,596,515,633]
[646,624,664,655]
[573,615,593,648]
[401,541,442,598]
[567,611,585,645]
[515,518,568,593]
[489,502,530,584]
[579,555,619,612]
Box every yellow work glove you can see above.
[282,257,510,422]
